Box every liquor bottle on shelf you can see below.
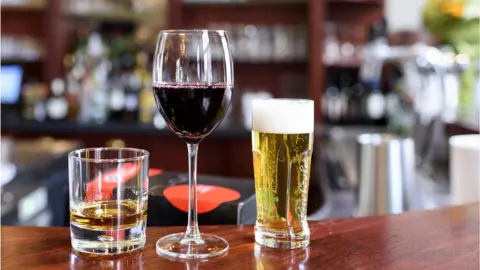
[364,80,386,126]
[21,83,48,122]
[138,83,155,124]
[84,81,108,124]
[80,32,109,124]
[338,72,353,124]
[69,52,89,123]
[63,54,80,121]
[108,78,126,122]
[360,19,388,84]
[45,78,69,121]
[323,22,340,65]
[359,18,389,126]
[75,27,90,53]
[322,71,342,124]
[350,82,367,125]
[136,52,155,124]
[123,73,140,123]
[88,58,110,124]
[107,47,126,123]
[111,35,138,123]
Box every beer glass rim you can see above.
[68,147,150,163]
[252,98,313,104]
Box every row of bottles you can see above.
[22,26,160,126]
[322,19,392,126]
[40,54,157,124]
[208,22,308,63]
[322,69,388,126]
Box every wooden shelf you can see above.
[1,1,46,11]
[445,121,479,135]
[183,0,307,7]
[64,9,139,22]
[327,0,382,5]
[234,60,306,65]
[2,0,47,82]
[1,57,43,63]
[182,2,307,26]
[326,62,361,69]
[64,8,168,25]
[182,0,380,7]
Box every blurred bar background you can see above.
[1,0,479,226]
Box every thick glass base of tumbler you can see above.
[70,220,146,256]
[254,226,310,249]
[156,233,229,259]
[71,237,145,256]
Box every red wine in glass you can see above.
[152,83,232,143]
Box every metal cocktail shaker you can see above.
[355,134,420,217]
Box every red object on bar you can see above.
[163,185,241,214]
[105,229,127,241]
[86,165,162,201]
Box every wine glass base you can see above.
[156,233,229,259]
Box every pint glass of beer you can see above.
[251,99,314,249]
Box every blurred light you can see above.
[106,139,126,148]
[455,53,470,66]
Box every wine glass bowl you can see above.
[152,83,232,144]
[152,29,233,259]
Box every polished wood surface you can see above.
[2,204,479,269]
[445,122,479,135]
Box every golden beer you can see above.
[251,99,314,249]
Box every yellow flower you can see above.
[440,0,465,18]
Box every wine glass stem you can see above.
[184,143,201,240]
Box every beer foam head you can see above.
[252,99,314,134]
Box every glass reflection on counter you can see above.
[255,244,310,270]
[70,252,145,270]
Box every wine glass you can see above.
[152,30,233,259]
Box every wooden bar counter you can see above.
[2,204,479,269]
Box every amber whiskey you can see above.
[70,200,147,230]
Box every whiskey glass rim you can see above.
[68,147,150,163]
